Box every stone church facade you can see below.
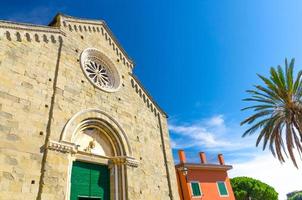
[0,14,179,200]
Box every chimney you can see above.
[199,152,207,164]
[178,150,186,164]
[218,154,225,165]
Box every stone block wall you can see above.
[0,14,179,200]
[0,23,63,200]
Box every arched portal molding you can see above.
[60,108,133,157]
[51,108,139,200]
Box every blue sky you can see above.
[1,0,302,198]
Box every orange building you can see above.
[175,150,235,200]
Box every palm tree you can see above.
[241,58,302,167]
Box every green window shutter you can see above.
[191,182,201,196]
[217,182,228,196]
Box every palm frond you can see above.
[241,105,274,111]
[270,67,286,93]
[254,85,281,101]
[286,59,294,92]
[293,71,302,93]
[242,97,275,105]
[242,118,271,137]
[240,110,273,125]
[241,58,302,168]
[286,123,298,168]
[257,74,281,97]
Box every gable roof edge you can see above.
[129,73,168,118]
[50,13,135,68]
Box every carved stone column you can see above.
[109,156,139,200]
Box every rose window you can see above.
[84,61,111,88]
[80,48,121,92]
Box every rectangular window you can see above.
[217,181,228,196]
[191,182,202,197]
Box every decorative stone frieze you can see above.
[0,20,64,34]
[130,74,168,118]
[1,29,63,44]
[125,157,140,168]
[110,156,139,168]
[54,14,134,69]
[47,140,77,153]
[0,20,64,44]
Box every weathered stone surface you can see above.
[0,124,11,133]
[0,14,179,200]
[5,155,18,165]
[21,81,34,89]
[0,111,13,119]
[3,172,14,180]
[6,133,20,141]
[0,91,20,103]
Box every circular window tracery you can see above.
[80,48,121,92]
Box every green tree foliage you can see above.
[231,177,278,200]
[241,58,302,167]
[288,191,302,200]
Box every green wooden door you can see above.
[70,161,110,200]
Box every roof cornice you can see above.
[0,13,135,69]
[0,20,64,35]
[130,73,168,118]
[175,163,233,171]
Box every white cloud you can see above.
[229,152,302,200]
[169,115,254,150]
[169,123,230,148]
[207,114,225,126]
